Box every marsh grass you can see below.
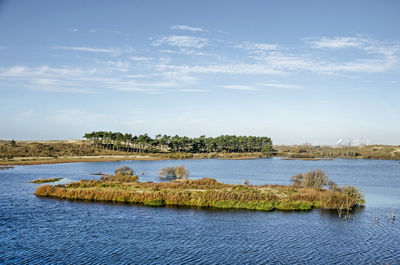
[35,173,364,213]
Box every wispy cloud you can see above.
[94,59,131,72]
[153,35,208,49]
[66,28,78,32]
[307,36,367,49]
[222,85,259,91]
[129,56,153,61]
[236,41,278,50]
[87,29,126,36]
[174,89,209,93]
[158,63,284,76]
[261,83,303,89]
[171,25,206,32]
[0,66,86,78]
[52,46,120,53]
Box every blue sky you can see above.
[0,0,399,145]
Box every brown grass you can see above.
[35,176,364,213]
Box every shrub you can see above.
[114,166,134,176]
[341,185,365,206]
[291,174,303,187]
[175,166,190,179]
[303,169,328,188]
[291,169,331,189]
[159,166,189,180]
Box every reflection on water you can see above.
[0,159,399,264]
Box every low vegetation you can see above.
[29,178,63,184]
[101,166,139,182]
[35,168,364,214]
[2,137,398,165]
[159,166,189,180]
[275,144,400,160]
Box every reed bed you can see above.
[35,177,364,212]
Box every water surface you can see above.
[1,158,399,264]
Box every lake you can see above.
[1,158,399,264]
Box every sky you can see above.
[0,0,399,145]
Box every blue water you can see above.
[1,158,399,264]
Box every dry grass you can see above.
[275,144,400,160]
[35,174,364,213]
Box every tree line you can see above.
[83,131,273,154]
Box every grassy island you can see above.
[29,178,63,184]
[35,168,364,214]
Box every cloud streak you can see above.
[308,36,367,49]
[223,85,259,91]
[152,35,208,49]
[171,25,206,32]
[52,46,121,54]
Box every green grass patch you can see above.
[144,199,165,207]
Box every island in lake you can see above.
[35,166,364,215]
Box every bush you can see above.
[291,169,331,189]
[114,166,134,176]
[303,169,328,188]
[291,174,303,187]
[159,166,189,180]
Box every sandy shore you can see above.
[0,155,169,165]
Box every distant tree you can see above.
[83,131,273,155]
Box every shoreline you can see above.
[0,154,398,166]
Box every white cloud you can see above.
[255,49,397,74]
[171,25,206,32]
[308,37,367,49]
[52,46,120,54]
[261,83,303,89]
[152,35,208,49]
[129,56,152,61]
[95,59,131,71]
[222,85,259,91]
[175,89,209,92]
[0,66,85,78]
[236,41,278,50]
[124,74,149,78]
[158,63,284,76]
[66,28,78,32]
[32,78,59,86]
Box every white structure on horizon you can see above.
[336,138,374,146]
[336,138,344,145]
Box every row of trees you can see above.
[83,131,273,154]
